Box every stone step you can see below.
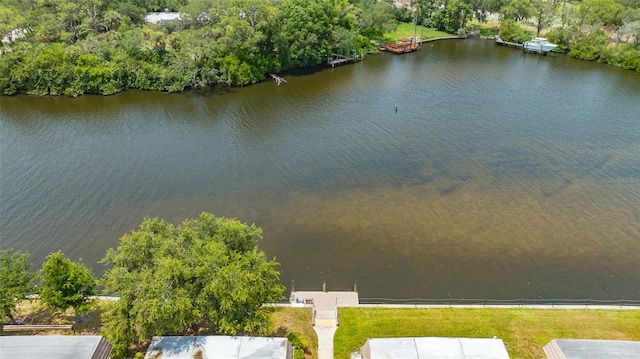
[314,318,338,327]
[315,310,337,319]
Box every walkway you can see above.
[290,291,359,359]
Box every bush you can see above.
[287,332,309,359]
[39,251,96,315]
[545,27,572,53]
[599,43,640,71]
[569,31,608,60]
[499,19,532,43]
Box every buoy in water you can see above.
[395,105,398,113]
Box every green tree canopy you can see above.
[500,0,532,21]
[100,212,284,358]
[0,249,36,323]
[576,0,626,34]
[353,0,397,33]
[274,0,334,68]
[39,251,97,314]
[499,18,531,42]
[531,0,557,36]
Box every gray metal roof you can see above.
[0,335,111,359]
[544,339,640,359]
[362,337,511,359]
[144,336,293,359]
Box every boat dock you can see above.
[327,52,362,67]
[495,38,523,48]
[289,291,359,359]
[269,73,287,86]
[496,37,555,55]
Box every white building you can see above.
[360,337,511,359]
[145,335,294,359]
[0,335,112,359]
[544,339,640,358]
[144,12,182,25]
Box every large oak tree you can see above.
[100,212,284,358]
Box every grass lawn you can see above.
[269,307,317,359]
[334,308,640,359]
[383,22,454,42]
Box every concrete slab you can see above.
[314,326,338,359]
[290,291,358,359]
[291,291,359,310]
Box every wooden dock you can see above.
[496,38,552,55]
[327,52,361,67]
[495,38,523,48]
[269,73,287,86]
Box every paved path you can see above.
[291,291,359,359]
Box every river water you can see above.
[1,39,639,300]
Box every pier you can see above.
[495,38,523,48]
[327,52,362,67]
[290,290,359,359]
[496,38,553,55]
[269,73,287,86]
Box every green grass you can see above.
[467,21,500,37]
[382,22,454,43]
[334,308,640,359]
[269,307,317,359]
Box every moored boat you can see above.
[383,38,419,54]
[523,37,557,54]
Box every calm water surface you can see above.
[1,39,639,299]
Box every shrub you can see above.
[569,30,608,60]
[288,332,309,359]
[499,19,532,43]
[545,27,572,53]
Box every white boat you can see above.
[523,37,557,53]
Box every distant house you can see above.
[0,335,112,359]
[544,339,640,359]
[2,28,27,45]
[144,11,182,25]
[144,335,294,359]
[360,337,511,359]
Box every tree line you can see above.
[494,0,640,70]
[0,213,285,358]
[0,0,399,95]
[0,0,638,96]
